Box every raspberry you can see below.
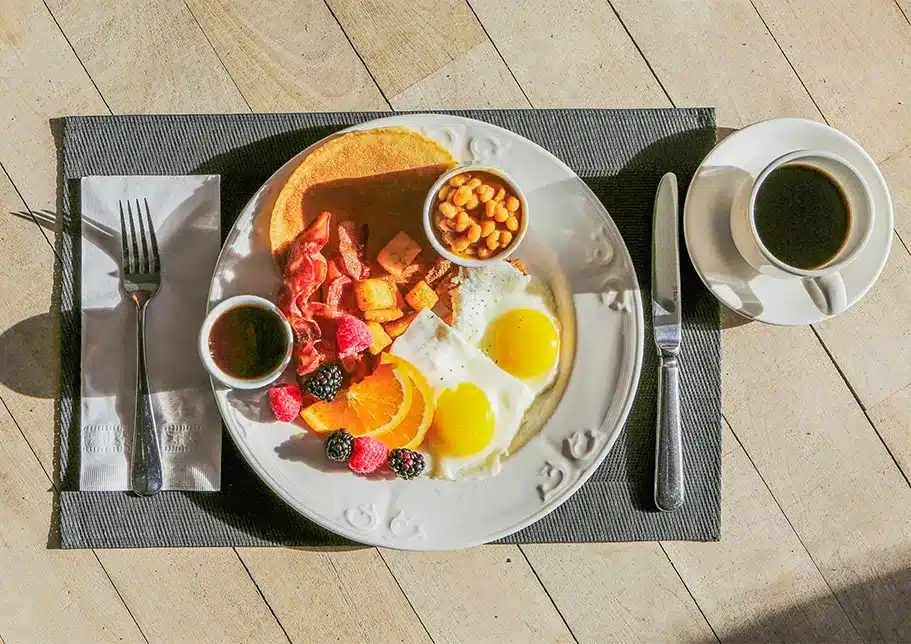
[325,429,354,462]
[348,436,389,475]
[336,314,372,358]
[268,384,302,422]
[387,448,426,480]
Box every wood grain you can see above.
[380,546,576,644]
[390,41,530,110]
[0,0,107,208]
[662,423,860,642]
[868,382,911,481]
[184,0,387,111]
[723,322,911,642]
[880,143,911,241]
[235,548,431,644]
[96,549,289,644]
[814,242,911,409]
[325,0,486,97]
[521,542,714,643]
[44,0,248,114]
[608,0,821,126]
[467,0,668,108]
[750,0,911,162]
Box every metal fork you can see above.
[119,198,163,496]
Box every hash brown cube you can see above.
[405,280,439,311]
[366,322,392,355]
[355,278,396,311]
[364,307,404,323]
[384,311,418,339]
[377,231,422,276]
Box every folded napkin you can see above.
[79,175,222,491]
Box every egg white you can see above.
[390,309,534,480]
[450,262,561,395]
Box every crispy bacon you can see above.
[337,220,370,280]
[325,274,360,316]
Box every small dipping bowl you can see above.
[199,295,293,390]
[423,165,529,267]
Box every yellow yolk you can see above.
[483,309,559,379]
[430,383,495,457]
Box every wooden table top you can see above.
[1,1,909,642]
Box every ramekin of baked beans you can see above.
[423,166,528,266]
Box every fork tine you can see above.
[126,200,140,275]
[143,198,160,273]
[119,201,131,273]
[136,198,150,273]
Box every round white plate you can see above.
[684,118,893,326]
[207,114,644,550]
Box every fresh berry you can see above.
[387,448,426,480]
[348,436,389,475]
[268,384,303,422]
[325,429,355,462]
[303,363,344,402]
[336,314,372,358]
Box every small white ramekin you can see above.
[199,294,294,390]
[423,165,529,267]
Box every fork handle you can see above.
[131,302,163,495]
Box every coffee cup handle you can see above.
[803,274,847,316]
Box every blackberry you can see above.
[303,363,344,402]
[325,429,354,462]
[388,448,426,480]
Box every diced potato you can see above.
[405,280,439,311]
[384,311,418,339]
[509,258,528,275]
[364,307,404,323]
[367,322,392,355]
[377,231,422,276]
[392,262,429,291]
[424,258,452,286]
[355,278,396,311]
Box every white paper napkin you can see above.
[80,175,222,491]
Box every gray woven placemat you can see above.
[56,109,720,548]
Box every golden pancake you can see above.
[270,127,456,261]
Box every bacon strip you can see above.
[337,220,370,280]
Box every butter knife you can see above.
[652,172,684,511]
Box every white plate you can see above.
[684,118,893,326]
[206,114,644,550]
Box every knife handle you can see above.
[655,348,684,511]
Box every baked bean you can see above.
[452,185,472,206]
[499,231,513,247]
[494,204,510,222]
[478,186,493,203]
[438,216,454,232]
[464,195,479,211]
[467,224,482,243]
[477,247,492,259]
[506,196,520,212]
[495,187,506,201]
[452,235,471,252]
[480,219,496,237]
[486,233,500,251]
[485,200,498,218]
[449,174,469,188]
[454,211,471,232]
[505,215,519,231]
[439,201,458,218]
[466,177,482,189]
[438,186,451,201]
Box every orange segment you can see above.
[301,363,412,436]
[374,355,435,450]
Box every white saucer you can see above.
[683,118,894,326]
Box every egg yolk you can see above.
[430,383,495,457]
[483,309,559,379]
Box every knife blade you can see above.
[652,172,684,512]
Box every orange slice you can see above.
[374,354,435,450]
[301,363,412,436]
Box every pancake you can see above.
[270,127,456,261]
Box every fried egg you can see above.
[391,309,535,480]
[450,262,561,395]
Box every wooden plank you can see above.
[750,0,911,162]
[0,367,143,643]
[520,542,713,643]
[380,546,576,644]
[44,0,248,114]
[95,549,288,644]
[0,0,108,208]
[608,0,821,127]
[184,0,387,111]
[880,143,911,241]
[390,41,530,110]
[236,548,431,644]
[869,382,911,481]
[325,0,487,98]
[466,0,668,108]
[723,322,911,642]
[662,423,860,642]
[814,242,911,409]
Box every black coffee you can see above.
[753,164,851,270]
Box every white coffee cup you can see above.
[730,149,874,316]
